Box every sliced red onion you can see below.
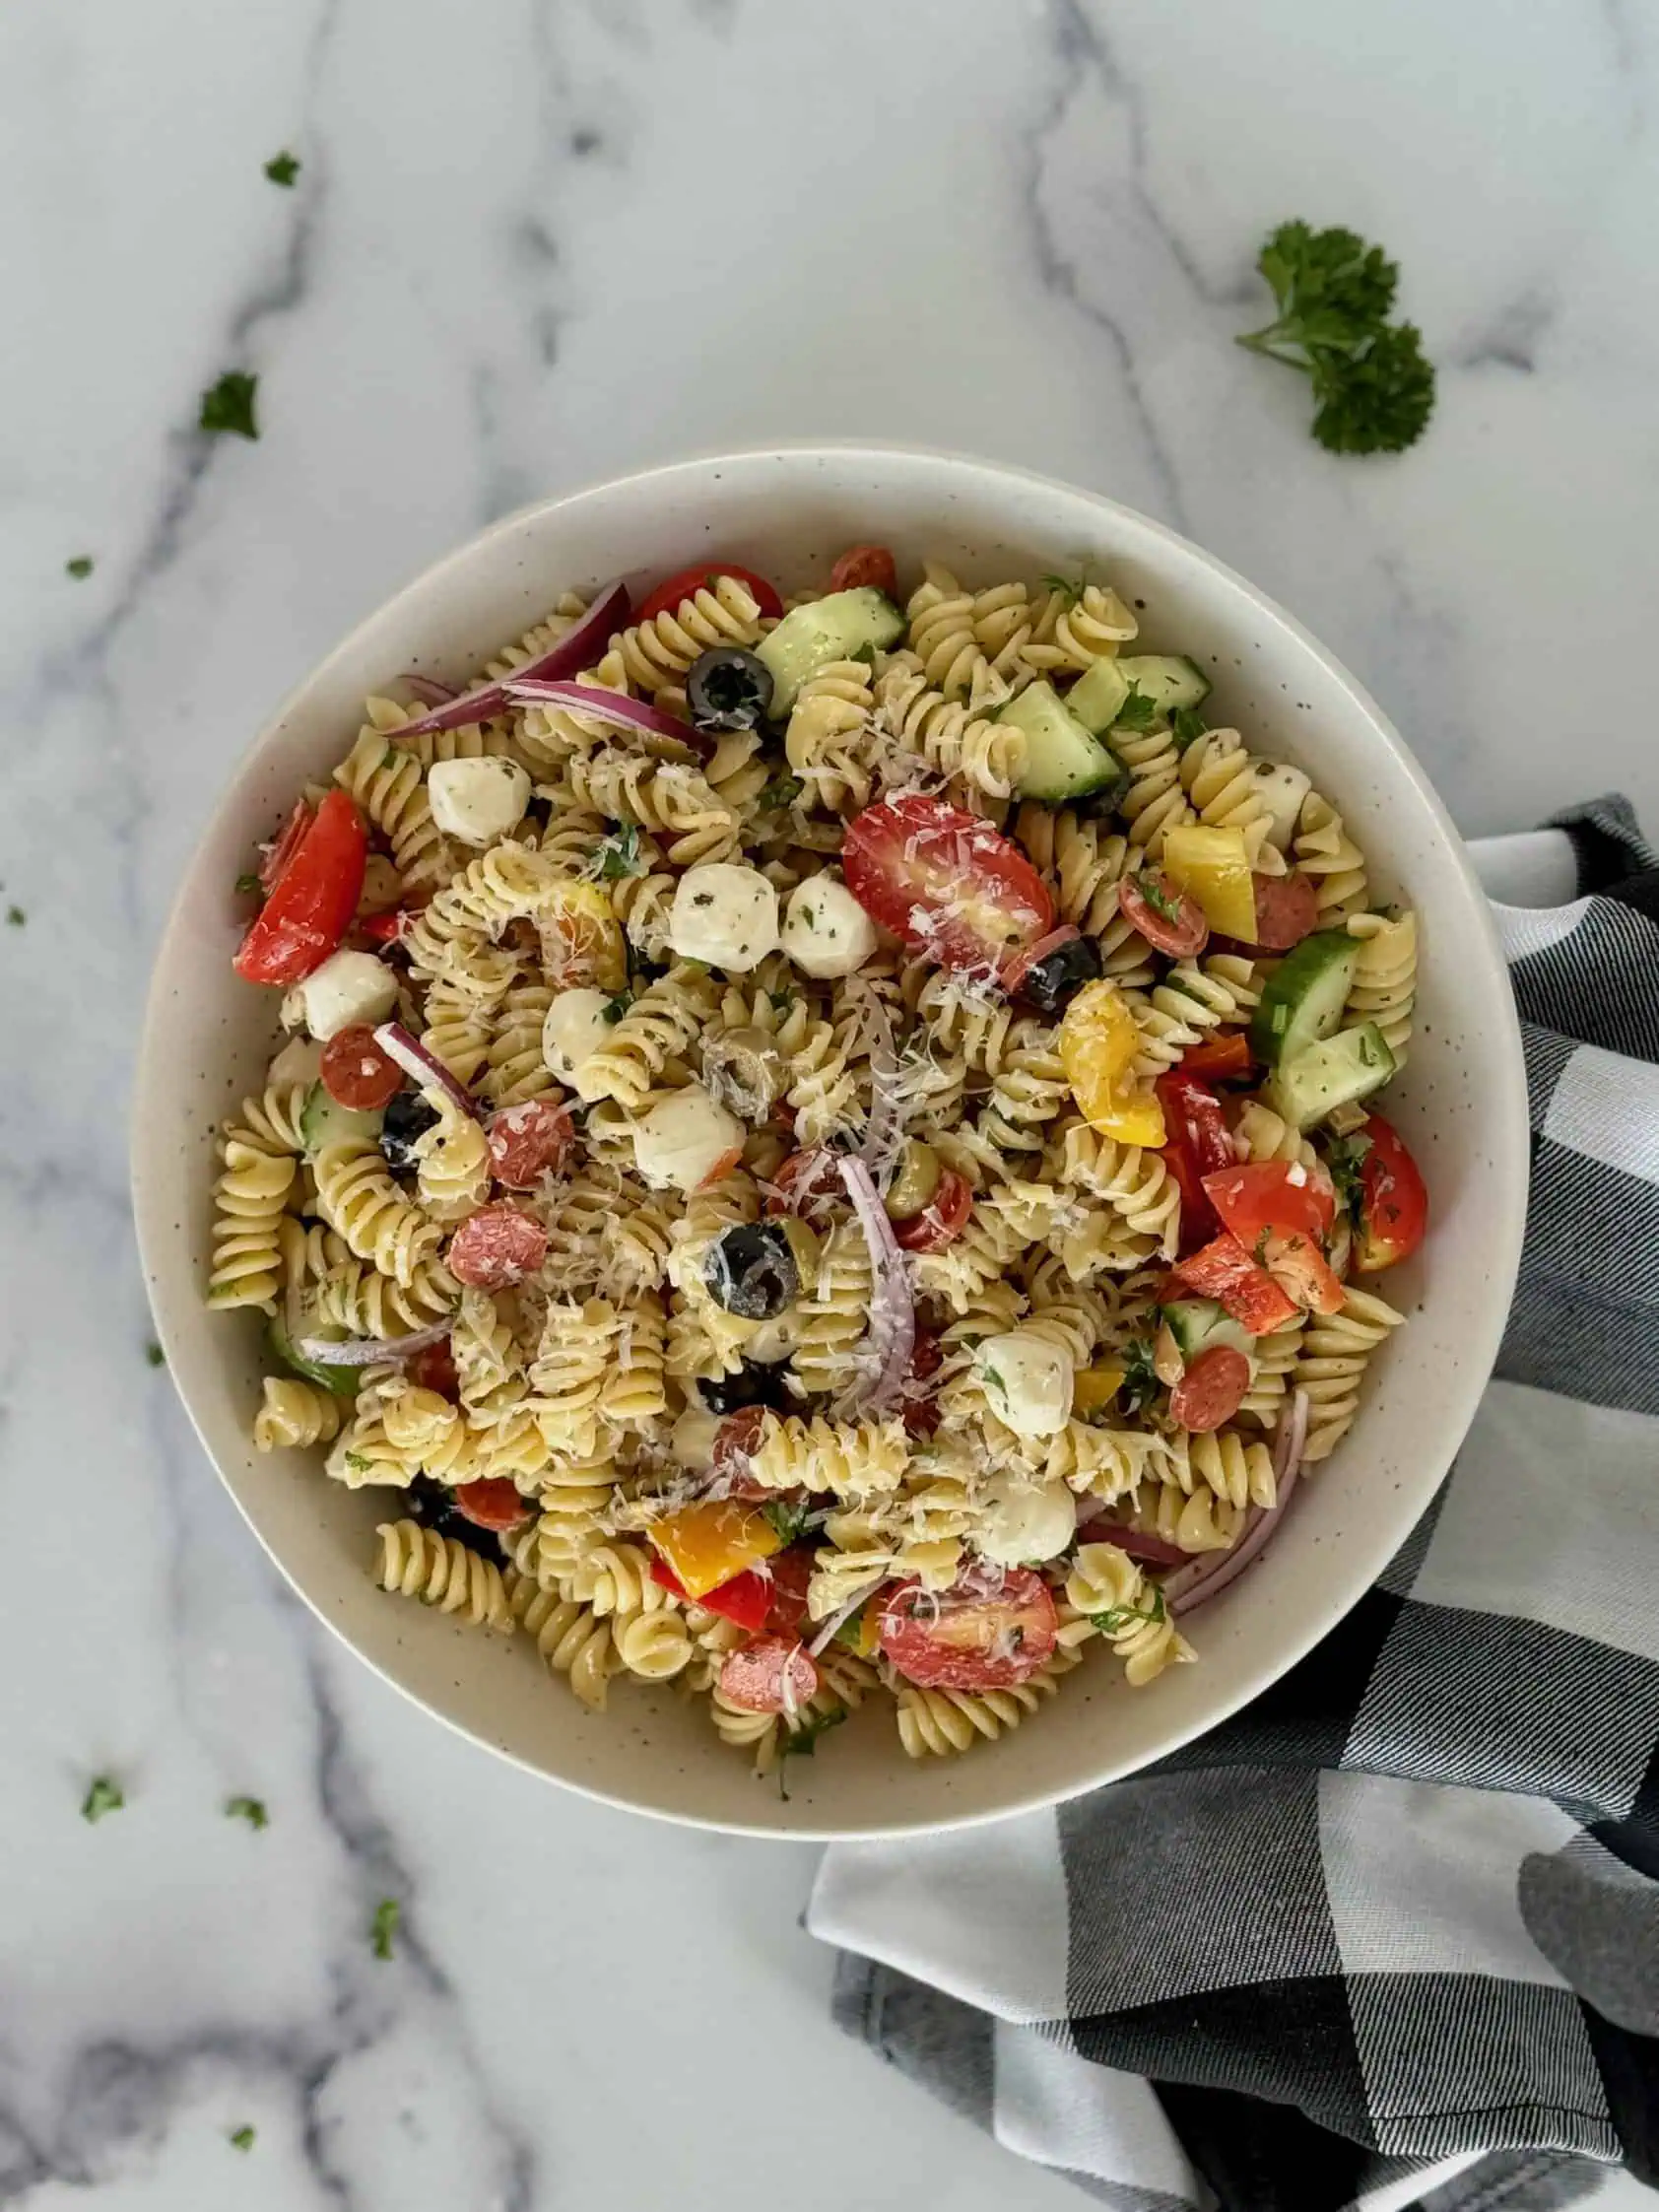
[834,1156,915,1416]
[390,578,632,738]
[400,673,459,707]
[373,1021,481,1121]
[1074,1513,1193,1570]
[505,678,709,755]
[807,1577,887,1658]
[1168,1463,1301,1618]
[295,1316,453,1368]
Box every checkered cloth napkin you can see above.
[811,797,1659,2212]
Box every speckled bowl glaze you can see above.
[132,445,1528,1839]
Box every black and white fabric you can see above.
[811,797,1659,2212]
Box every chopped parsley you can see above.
[145,1340,166,1369]
[595,825,642,879]
[1135,870,1181,922]
[1324,1131,1373,1214]
[763,1498,813,1545]
[1170,704,1208,751]
[980,1364,1006,1397]
[229,2126,257,2152]
[1040,571,1087,605]
[199,370,260,440]
[1117,1336,1161,1417]
[6,905,25,927]
[758,774,804,814]
[263,150,301,187]
[234,872,261,896]
[767,986,797,1015]
[1111,686,1161,733]
[342,1450,371,1474]
[65,556,94,579]
[225,1795,268,1830]
[777,1707,846,1798]
[81,1776,124,1823]
[601,992,631,1024]
[370,1898,400,1960]
[1092,1584,1167,1635]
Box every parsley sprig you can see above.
[199,370,260,440]
[1117,1337,1161,1418]
[1092,1585,1167,1636]
[1111,685,1161,733]
[1236,222,1434,455]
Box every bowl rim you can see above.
[132,439,1529,1840]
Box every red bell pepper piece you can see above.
[1172,1232,1299,1336]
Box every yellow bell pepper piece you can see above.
[1086,1083,1167,1148]
[1059,978,1167,1146]
[1161,825,1257,943]
[647,1500,779,1599]
[544,881,629,993]
[1072,1360,1127,1418]
[832,1603,882,1659]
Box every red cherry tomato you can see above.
[1258,1228,1345,1315]
[637,562,783,625]
[1179,1034,1253,1083]
[843,795,1054,973]
[1251,871,1320,952]
[407,1339,458,1399]
[1119,870,1210,959]
[1155,1070,1234,1256]
[445,1204,549,1289]
[1353,1112,1429,1273]
[1168,1344,1252,1434]
[716,1637,819,1715]
[900,1329,944,1440]
[711,1407,768,1480]
[879,1566,1058,1691]
[486,1100,574,1190]
[763,1147,843,1222]
[1002,923,1081,997]
[892,1169,972,1253]
[762,1547,816,1638]
[320,1026,404,1111]
[828,545,898,598]
[1172,1232,1299,1337]
[233,789,368,987]
[359,906,413,946]
[1203,1161,1335,1244]
[258,799,312,896]
[453,1477,532,1531]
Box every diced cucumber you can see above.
[1161,1298,1255,1366]
[1263,1024,1397,1132]
[1066,656,1131,734]
[1114,654,1212,717]
[1247,760,1312,850]
[999,681,1128,805]
[299,1080,383,1157]
[755,587,904,714]
[266,1313,363,1398]
[1248,930,1360,1069]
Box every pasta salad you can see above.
[212,544,1427,1773]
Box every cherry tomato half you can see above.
[1120,870,1210,959]
[828,545,898,598]
[320,1025,404,1111]
[1353,1112,1429,1273]
[843,795,1054,974]
[1202,1160,1335,1244]
[879,1567,1058,1691]
[1155,1069,1233,1256]
[892,1169,972,1253]
[637,562,783,625]
[258,799,312,896]
[233,789,368,988]
[453,1477,532,1531]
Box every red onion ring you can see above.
[1073,1512,1193,1569]
[373,1021,481,1121]
[1167,1464,1301,1618]
[399,674,459,708]
[295,1316,453,1369]
[834,1156,915,1417]
[504,678,710,756]
[391,578,632,738]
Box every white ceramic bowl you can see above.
[133,444,1527,1839]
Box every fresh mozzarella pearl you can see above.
[427,756,531,847]
[631,1085,745,1194]
[780,877,877,979]
[668,864,780,972]
[975,1475,1079,1568]
[541,987,614,1084]
[286,950,399,1042]
[975,1328,1075,1440]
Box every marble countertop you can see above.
[4,1,1657,2205]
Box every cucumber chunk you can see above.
[1066,656,1131,734]
[1000,681,1128,804]
[1161,1298,1255,1366]
[266,1313,363,1397]
[1248,930,1360,1068]
[1114,654,1212,717]
[1263,1024,1397,1131]
[299,1080,383,1157]
[754,587,904,714]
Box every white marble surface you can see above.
[3,0,1657,2204]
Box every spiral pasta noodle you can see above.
[254,1376,343,1451]
[1346,909,1418,1062]
[1296,1286,1405,1462]
[375,1519,515,1633]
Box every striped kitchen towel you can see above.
[811,797,1659,2212]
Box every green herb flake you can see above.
[65,556,94,579]
[6,905,25,927]
[145,1340,166,1369]
[758,774,804,813]
[1117,1337,1161,1417]
[81,1776,124,1824]
[1092,1585,1167,1635]
[1040,571,1087,605]
[980,1364,1006,1396]
[229,2125,256,2152]
[1324,1131,1373,1213]
[370,1898,400,1960]
[199,370,260,441]
[225,1795,268,1830]
[1111,686,1161,733]
[1170,705,1208,751]
[767,986,797,1015]
[234,871,262,896]
[601,992,631,1024]
[596,825,642,880]
[1254,1227,1272,1266]
[343,1451,370,1473]
[776,1707,846,1799]
[263,150,300,187]
[1135,871,1181,922]
[763,1499,812,1546]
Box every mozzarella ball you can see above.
[975,1328,1075,1440]
[427,756,531,847]
[286,950,399,1041]
[781,877,877,979]
[668,864,779,972]
[541,987,614,1085]
[631,1085,745,1194]
[670,1409,722,1470]
[976,1475,1079,1568]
